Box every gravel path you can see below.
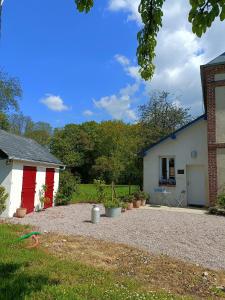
[9,204,225,270]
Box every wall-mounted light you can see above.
[191,150,197,158]
[6,159,13,165]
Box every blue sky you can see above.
[1,0,225,127]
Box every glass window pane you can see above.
[169,158,175,179]
[162,158,167,180]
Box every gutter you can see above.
[9,157,65,169]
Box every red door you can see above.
[21,166,37,214]
[44,168,55,209]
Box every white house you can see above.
[0,129,64,217]
[143,52,225,207]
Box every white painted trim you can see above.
[159,156,175,180]
[10,157,64,168]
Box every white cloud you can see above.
[108,0,141,23]
[93,55,141,121]
[40,94,69,111]
[83,110,94,116]
[108,0,225,115]
[115,53,141,81]
[94,83,137,121]
[115,54,130,66]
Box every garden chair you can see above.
[176,190,186,207]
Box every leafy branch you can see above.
[74,0,225,81]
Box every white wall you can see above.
[4,160,60,218]
[53,168,60,207]
[0,159,13,218]
[215,86,225,143]
[143,119,208,206]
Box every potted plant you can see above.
[39,184,49,210]
[139,191,150,206]
[121,202,127,213]
[16,207,27,218]
[104,198,122,217]
[121,195,134,210]
[133,191,142,208]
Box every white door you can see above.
[186,165,206,206]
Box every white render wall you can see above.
[1,160,60,218]
[53,168,59,207]
[143,119,208,206]
[0,159,13,218]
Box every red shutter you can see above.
[44,168,55,209]
[21,166,37,214]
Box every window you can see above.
[159,157,176,186]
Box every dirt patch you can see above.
[41,233,225,299]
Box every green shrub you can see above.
[217,192,225,208]
[133,191,150,201]
[0,185,8,214]
[120,195,134,203]
[103,198,121,208]
[55,170,80,206]
[208,206,225,216]
[55,192,69,206]
[139,191,150,200]
[94,179,106,203]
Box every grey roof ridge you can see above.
[0,129,64,166]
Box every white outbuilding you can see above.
[0,129,64,217]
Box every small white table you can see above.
[154,188,172,206]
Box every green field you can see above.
[0,223,183,300]
[72,184,139,203]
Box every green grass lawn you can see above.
[0,223,187,300]
[72,184,139,203]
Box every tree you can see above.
[25,121,53,146]
[138,90,192,147]
[75,0,225,80]
[8,113,53,146]
[0,70,21,112]
[0,112,9,130]
[92,121,141,185]
[8,113,33,135]
[50,124,93,171]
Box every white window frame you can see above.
[159,156,176,182]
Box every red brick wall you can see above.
[202,64,225,206]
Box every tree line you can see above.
[0,70,192,185]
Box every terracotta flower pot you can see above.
[16,208,27,218]
[127,202,133,210]
[133,200,141,208]
[141,199,146,206]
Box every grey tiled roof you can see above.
[0,129,63,165]
[207,52,225,66]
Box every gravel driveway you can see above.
[10,204,225,270]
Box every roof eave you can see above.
[200,64,207,112]
[10,157,65,168]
